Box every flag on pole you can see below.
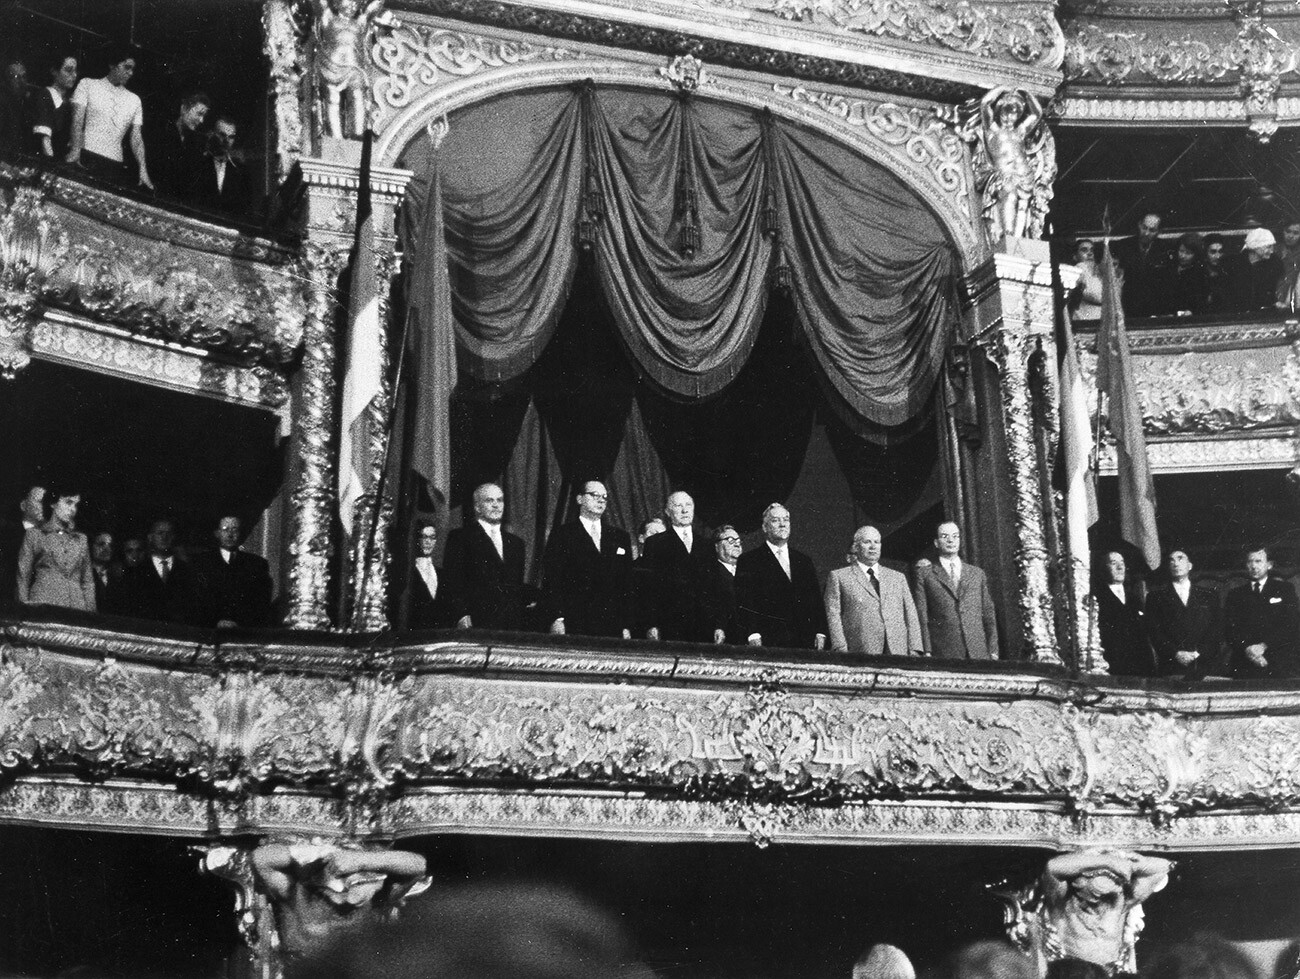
[338,129,380,538]
[1060,304,1098,547]
[1098,242,1161,570]
[387,143,457,518]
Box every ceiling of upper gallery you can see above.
[1050,126,1300,236]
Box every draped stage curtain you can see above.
[397,84,960,579]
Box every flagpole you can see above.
[352,279,414,632]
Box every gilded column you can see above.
[296,157,412,632]
[262,0,306,182]
[966,239,1063,665]
[285,242,346,630]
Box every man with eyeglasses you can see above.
[541,480,633,639]
[703,525,743,644]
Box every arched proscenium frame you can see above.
[372,58,985,269]
[365,49,1063,660]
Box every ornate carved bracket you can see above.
[997,850,1173,973]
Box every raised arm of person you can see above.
[129,121,152,189]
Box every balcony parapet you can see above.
[0,162,306,377]
[1072,314,1300,473]
[8,615,1300,849]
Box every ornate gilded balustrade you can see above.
[0,161,305,410]
[1074,315,1300,474]
[5,614,1300,850]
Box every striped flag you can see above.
[1060,304,1098,549]
[1098,241,1160,570]
[338,129,380,538]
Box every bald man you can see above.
[735,503,826,650]
[824,526,922,657]
[443,483,526,631]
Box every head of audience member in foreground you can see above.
[933,941,1038,979]
[1141,934,1258,979]
[299,882,655,979]
[854,943,916,979]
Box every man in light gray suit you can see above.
[824,525,923,657]
[912,521,1000,660]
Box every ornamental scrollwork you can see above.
[0,181,69,378]
[772,84,970,216]
[1064,25,1232,85]
[755,0,1064,70]
[1079,341,1300,436]
[264,0,309,180]
[371,24,583,111]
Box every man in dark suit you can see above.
[1,485,44,611]
[187,115,250,215]
[443,483,526,631]
[736,503,827,651]
[638,491,714,642]
[702,524,743,645]
[117,518,196,624]
[150,91,210,199]
[89,531,122,612]
[397,520,459,630]
[541,480,633,639]
[1225,545,1300,679]
[1145,547,1223,678]
[190,515,274,628]
[1111,211,1173,318]
[1094,550,1158,677]
[912,521,1000,660]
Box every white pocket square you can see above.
[616,547,626,555]
[1271,596,1283,604]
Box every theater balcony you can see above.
[7,0,1300,977]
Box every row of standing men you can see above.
[399,481,1001,660]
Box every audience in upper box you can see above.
[1201,233,1233,313]
[65,45,152,190]
[1111,212,1172,318]
[1070,239,1102,322]
[150,90,210,199]
[31,54,76,160]
[1234,228,1283,313]
[0,47,260,226]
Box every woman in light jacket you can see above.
[17,485,95,612]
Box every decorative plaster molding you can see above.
[1097,434,1297,474]
[1056,96,1247,123]
[28,313,289,412]
[1077,330,1300,437]
[721,0,1066,72]
[772,83,971,216]
[372,23,585,111]
[396,0,988,102]
[11,623,1300,848]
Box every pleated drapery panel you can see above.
[585,89,773,399]
[408,84,960,434]
[438,90,587,382]
[770,126,959,429]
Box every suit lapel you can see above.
[854,564,882,608]
[934,562,958,598]
[475,522,504,564]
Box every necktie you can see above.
[777,547,791,579]
[1254,582,1262,595]
[591,524,601,551]
[160,558,171,581]
[868,567,881,596]
[682,529,692,552]
[490,527,503,560]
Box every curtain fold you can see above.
[587,90,773,398]
[771,125,959,429]
[404,84,963,460]
[439,90,587,382]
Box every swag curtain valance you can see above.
[401,84,961,430]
